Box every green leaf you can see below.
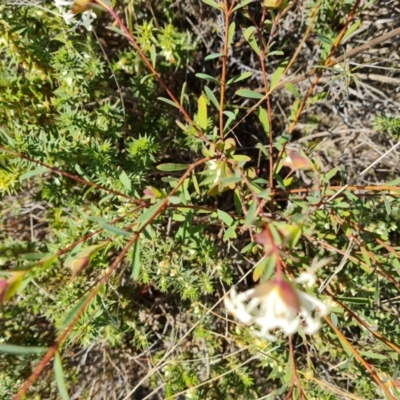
[336,297,370,304]
[258,107,270,135]
[342,20,362,42]
[228,22,236,48]
[256,142,270,158]
[156,163,189,172]
[267,50,284,57]
[316,33,334,46]
[274,173,286,190]
[197,94,208,130]
[252,256,269,281]
[358,351,387,360]
[217,209,234,226]
[100,222,131,237]
[204,86,220,111]
[233,0,253,11]
[0,344,48,354]
[235,89,264,99]
[180,81,187,106]
[223,224,237,241]
[205,53,223,60]
[61,291,92,329]
[136,201,162,231]
[244,201,257,226]
[54,352,70,400]
[285,83,301,98]
[223,109,238,132]
[195,73,220,84]
[158,97,179,108]
[19,167,49,181]
[131,239,141,280]
[386,177,400,186]
[119,170,132,192]
[201,0,222,9]
[150,44,156,68]
[383,193,391,215]
[227,71,252,85]
[243,26,260,56]
[220,176,242,184]
[270,59,288,89]
[106,25,130,39]
[99,194,114,205]
[324,167,339,182]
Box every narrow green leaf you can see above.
[243,26,260,56]
[99,194,114,205]
[223,109,238,132]
[106,25,130,39]
[316,33,334,46]
[236,89,264,99]
[386,177,400,186]
[220,176,242,184]
[223,111,235,119]
[267,50,284,57]
[136,201,162,231]
[156,163,189,172]
[201,0,222,9]
[61,292,92,329]
[374,276,380,305]
[336,296,370,304]
[20,167,49,181]
[383,193,391,215]
[180,81,187,106]
[158,97,179,108]
[233,0,253,11]
[258,107,270,135]
[228,22,236,47]
[150,44,156,68]
[274,173,286,190]
[195,73,220,84]
[227,71,252,85]
[244,201,257,226]
[324,167,339,182]
[358,350,387,360]
[223,224,237,241]
[270,59,288,89]
[0,344,48,354]
[360,247,371,267]
[393,257,400,277]
[256,142,270,158]
[205,53,222,61]
[252,256,269,281]
[192,171,201,196]
[131,239,141,280]
[168,196,181,204]
[198,94,208,130]
[99,222,131,237]
[54,352,70,400]
[204,86,220,111]
[217,209,234,226]
[285,83,301,99]
[119,170,132,192]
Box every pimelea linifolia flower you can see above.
[225,277,329,341]
[54,0,97,31]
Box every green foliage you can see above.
[2,0,400,399]
[373,114,400,138]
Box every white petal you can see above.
[54,0,74,6]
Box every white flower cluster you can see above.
[225,271,329,341]
[54,0,97,31]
